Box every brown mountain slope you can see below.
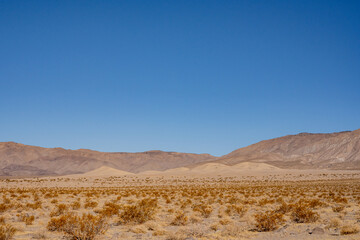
[215,129,360,170]
[0,142,216,176]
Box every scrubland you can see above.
[0,172,360,239]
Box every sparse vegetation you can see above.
[0,172,359,239]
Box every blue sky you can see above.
[1,0,359,156]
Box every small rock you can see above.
[309,227,325,235]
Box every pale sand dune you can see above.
[164,167,190,173]
[232,162,281,170]
[137,162,282,176]
[190,162,281,174]
[137,170,163,175]
[191,163,230,172]
[72,166,133,177]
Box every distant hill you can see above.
[0,142,216,176]
[1,128,359,176]
[214,129,360,170]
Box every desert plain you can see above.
[1,164,360,240]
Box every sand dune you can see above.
[77,166,133,177]
[164,167,190,173]
[138,162,282,176]
[191,163,230,172]
[232,162,281,170]
[189,162,281,175]
[137,170,163,175]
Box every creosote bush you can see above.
[118,198,157,224]
[19,213,35,225]
[192,204,213,218]
[50,203,68,217]
[47,212,107,240]
[0,224,17,240]
[254,210,284,231]
[171,211,188,226]
[291,203,319,223]
[340,224,359,235]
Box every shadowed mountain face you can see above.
[0,143,216,176]
[215,129,360,170]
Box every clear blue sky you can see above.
[1,0,359,156]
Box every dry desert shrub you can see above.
[0,217,4,225]
[118,198,157,224]
[100,202,120,217]
[332,204,345,212]
[276,201,292,214]
[192,203,213,218]
[84,200,98,209]
[291,203,319,223]
[254,210,284,231]
[50,203,68,217]
[306,198,325,208]
[153,228,167,236]
[210,223,220,231]
[340,224,359,235]
[19,213,35,225]
[326,218,341,229]
[25,201,42,210]
[219,217,232,225]
[71,200,81,210]
[47,212,107,240]
[0,224,16,240]
[0,204,12,213]
[171,211,188,226]
[225,204,247,217]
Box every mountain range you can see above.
[1,128,359,176]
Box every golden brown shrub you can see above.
[100,202,120,217]
[0,224,16,240]
[48,213,107,239]
[71,201,81,210]
[254,210,284,231]
[19,213,35,225]
[192,204,213,218]
[171,211,188,226]
[340,224,359,235]
[50,204,68,217]
[118,198,157,224]
[291,204,319,223]
[225,204,247,217]
[332,205,345,212]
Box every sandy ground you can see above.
[0,168,360,239]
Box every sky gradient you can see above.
[1,0,359,156]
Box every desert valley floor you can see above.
[1,168,360,239]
